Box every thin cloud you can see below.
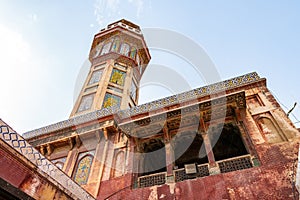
[128,0,144,17]
[93,0,147,26]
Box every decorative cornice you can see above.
[0,119,95,200]
[118,91,246,136]
[23,72,261,139]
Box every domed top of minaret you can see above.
[70,19,151,117]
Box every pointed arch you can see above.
[111,37,120,52]
[257,117,284,143]
[120,43,130,56]
[73,154,94,185]
[112,150,125,178]
[130,46,137,59]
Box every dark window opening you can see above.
[174,132,208,169]
[211,123,248,161]
[141,139,166,176]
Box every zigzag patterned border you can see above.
[0,120,95,200]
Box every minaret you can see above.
[70,19,151,117]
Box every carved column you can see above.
[202,133,216,165]
[199,117,220,175]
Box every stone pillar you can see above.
[202,133,215,164]
[199,117,220,175]
[203,133,220,175]
[165,142,175,176]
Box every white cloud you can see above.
[128,0,144,17]
[0,24,31,65]
[0,24,45,133]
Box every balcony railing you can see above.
[217,154,253,173]
[138,172,167,188]
[174,163,210,182]
[137,155,254,188]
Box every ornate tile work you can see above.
[111,37,120,52]
[23,72,261,139]
[130,46,137,59]
[0,119,95,200]
[118,72,260,119]
[74,155,93,185]
[103,93,121,108]
[110,68,126,86]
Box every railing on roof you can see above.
[104,21,141,34]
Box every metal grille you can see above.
[197,164,210,177]
[218,155,253,173]
[138,172,166,188]
[174,164,209,182]
[174,168,189,182]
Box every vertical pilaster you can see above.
[96,128,109,193]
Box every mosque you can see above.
[0,19,300,200]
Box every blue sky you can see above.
[0,0,299,133]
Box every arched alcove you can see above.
[112,151,125,178]
[111,37,120,52]
[73,154,94,185]
[257,117,284,143]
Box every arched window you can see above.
[101,41,112,55]
[120,43,130,56]
[130,46,137,59]
[93,42,103,58]
[111,37,120,52]
[73,154,94,185]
